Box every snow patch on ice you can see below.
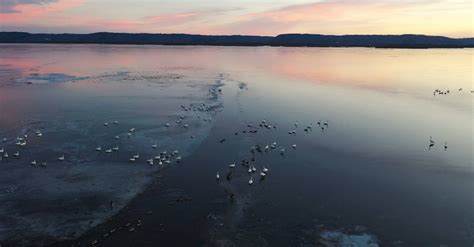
[20,73,88,84]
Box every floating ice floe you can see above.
[21,73,86,85]
[319,230,379,247]
[58,155,65,161]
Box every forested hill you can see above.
[1,32,473,48]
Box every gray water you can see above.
[0,44,472,246]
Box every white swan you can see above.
[429,136,435,144]
[229,163,236,168]
[429,136,435,149]
[263,167,269,173]
[248,177,254,185]
[96,146,102,151]
[58,155,65,161]
[216,172,220,180]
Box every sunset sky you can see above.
[0,0,472,37]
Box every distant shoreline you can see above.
[1,32,473,48]
[1,43,473,49]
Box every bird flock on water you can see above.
[432,87,473,96]
[427,136,448,151]
[215,119,329,186]
[0,86,223,168]
[0,121,184,168]
[0,84,461,184]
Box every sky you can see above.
[0,0,472,37]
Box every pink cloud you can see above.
[205,0,471,36]
[142,8,241,27]
[84,8,240,33]
[145,12,199,25]
[1,0,57,13]
[0,0,84,23]
[207,0,409,35]
[72,11,206,33]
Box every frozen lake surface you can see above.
[0,44,472,246]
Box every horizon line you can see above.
[1,31,473,39]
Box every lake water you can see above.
[0,44,472,246]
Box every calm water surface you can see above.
[0,44,472,246]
